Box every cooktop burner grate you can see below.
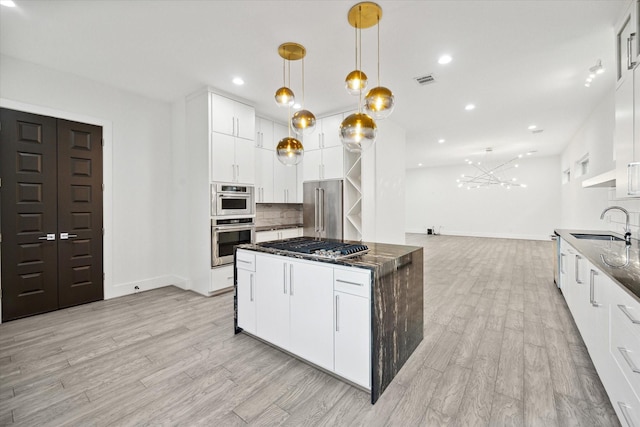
[258,237,369,260]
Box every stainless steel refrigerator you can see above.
[303,179,343,240]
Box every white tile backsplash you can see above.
[255,203,303,228]
[607,188,640,239]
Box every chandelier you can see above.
[457,148,530,189]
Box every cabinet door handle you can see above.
[314,188,320,233]
[628,33,637,71]
[575,255,583,284]
[619,305,640,324]
[619,402,637,427]
[336,278,365,287]
[560,253,566,274]
[619,347,640,374]
[335,295,340,332]
[629,162,640,195]
[589,269,600,306]
[283,263,287,294]
[289,264,294,296]
[250,273,254,302]
[232,117,235,135]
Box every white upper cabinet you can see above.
[256,116,274,150]
[320,114,343,148]
[211,93,255,140]
[255,148,274,202]
[616,1,639,85]
[615,2,640,198]
[211,132,255,184]
[209,93,256,184]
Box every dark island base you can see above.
[371,247,424,403]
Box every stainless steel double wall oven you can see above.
[211,183,255,267]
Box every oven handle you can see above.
[218,193,252,199]
[213,225,255,232]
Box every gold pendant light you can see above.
[340,2,383,152]
[275,43,303,107]
[275,42,309,165]
[290,45,316,135]
[363,3,395,120]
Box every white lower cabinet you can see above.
[236,268,256,334]
[255,254,290,349]
[334,291,370,388]
[237,250,372,389]
[288,261,334,370]
[211,265,234,293]
[559,237,640,427]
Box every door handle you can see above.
[38,233,56,241]
[628,33,637,70]
[250,273,254,302]
[60,232,78,240]
[575,255,582,284]
[618,347,640,374]
[589,269,600,307]
[289,264,294,296]
[283,263,287,294]
[335,295,340,332]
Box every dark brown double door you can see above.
[1,108,103,322]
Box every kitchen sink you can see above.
[570,233,625,242]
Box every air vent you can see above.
[532,129,544,134]
[414,73,436,86]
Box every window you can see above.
[575,154,589,178]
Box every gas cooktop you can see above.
[258,237,369,260]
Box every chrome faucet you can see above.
[600,206,632,245]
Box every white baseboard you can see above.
[105,275,188,299]
[405,229,551,241]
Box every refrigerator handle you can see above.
[320,188,325,232]
[314,188,320,233]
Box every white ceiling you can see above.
[0,0,626,167]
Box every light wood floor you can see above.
[0,235,620,426]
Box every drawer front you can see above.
[611,284,640,337]
[612,305,640,399]
[334,267,371,298]
[606,354,640,427]
[236,249,256,271]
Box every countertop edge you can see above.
[555,229,640,303]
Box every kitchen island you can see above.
[233,239,424,404]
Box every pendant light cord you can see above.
[302,57,305,108]
[358,4,363,112]
[377,12,380,86]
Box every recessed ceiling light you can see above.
[0,0,16,6]
[438,139,445,144]
[292,103,302,110]
[418,163,423,166]
[584,83,590,88]
[527,125,537,130]
[232,77,244,86]
[438,54,452,65]
[464,104,475,111]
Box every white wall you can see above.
[560,90,640,237]
[0,54,179,299]
[405,156,561,240]
[362,119,406,244]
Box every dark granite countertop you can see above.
[555,229,640,302]
[238,239,422,276]
[254,224,303,232]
